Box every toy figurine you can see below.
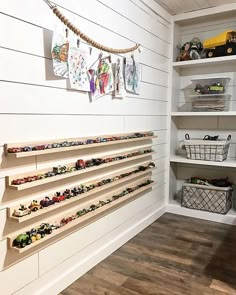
[52,192,65,203]
[189,37,203,59]
[29,200,42,212]
[40,197,54,207]
[176,42,191,61]
[13,205,31,217]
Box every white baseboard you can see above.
[166,203,236,226]
[14,202,165,295]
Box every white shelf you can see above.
[173,55,236,70]
[170,155,236,168]
[171,112,236,117]
[167,200,236,225]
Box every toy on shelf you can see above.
[13,205,31,217]
[203,30,236,58]
[28,200,42,212]
[177,38,203,61]
[40,197,54,207]
[13,223,58,248]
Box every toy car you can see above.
[60,217,72,226]
[53,165,67,174]
[86,139,95,144]
[45,171,56,177]
[52,192,65,203]
[26,228,41,242]
[37,174,46,180]
[13,234,32,248]
[66,167,76,173]
[12,178,26,185]
[13,205,31,217]
[148,162,155,168]
[76,159,86,170]
[40,197,54,207]
[33,145,45,151]
[52,143,61,148]
[26,175,38,182]
[8,147,22,153]
[204,30,236,58]
[22,146,33,152]
[29,200,42,212]
[38,223,53,235]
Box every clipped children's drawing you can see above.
[68,41,90,91]
[51,24,69,78]
[88,55,114,98]
[114,58,126,98]
[125,56,141,94]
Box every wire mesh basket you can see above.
[184,134,231,162]
[182,182,233,214]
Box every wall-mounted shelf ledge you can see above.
[171,112,236,117]
[5,132,156,158]
[7,149,155,191]
[8,166,156,223]
[9,181,156,254]
[173,55,236,70]
[170,155,236,168]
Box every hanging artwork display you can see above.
[114,58,126,99]
[88,55,114,98]
[124,56,141,94]
[68,41,90,91]
[51,25,69,78]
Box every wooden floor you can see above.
[60,213,236,295]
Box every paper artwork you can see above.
[68,45,90,91]
[88,56,114,98]
[124,57,141,94]
[51,26,69,78]
[114,58,126,98]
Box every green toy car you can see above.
[13,234,32,248]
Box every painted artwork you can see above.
[114,58,126,98]
[88,55,114,98]
[68,45,90,91]
[51,26,69,78]
[124,57,141,94]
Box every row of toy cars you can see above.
[12,179,154,248]
[13,162,156,217]
[7,132,154,154]
[11,149,154,185]
[13,223,58,248]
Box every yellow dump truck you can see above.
[203,30,236,58]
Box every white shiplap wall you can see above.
[0,1,171,294]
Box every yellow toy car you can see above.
[203,30,236,58]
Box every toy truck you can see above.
[203,30,236,58]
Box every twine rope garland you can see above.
[43,0,141,54]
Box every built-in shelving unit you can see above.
[169,7,236,223]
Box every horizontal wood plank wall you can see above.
[0,0,171,294]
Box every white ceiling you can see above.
[155,0,236,15]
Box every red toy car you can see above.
[8,147,23,153]
[52,192,65,203]
[60,217,72,226]
[33,145,45,151]
[12,178,27,185]
[76,159,86,170]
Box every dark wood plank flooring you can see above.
[60,213,236,295]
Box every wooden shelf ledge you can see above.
[7,149,155,191]
[5,132,156,158]
[8,165,156,223]
[8,180,156,254]
[170,155,236,168]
